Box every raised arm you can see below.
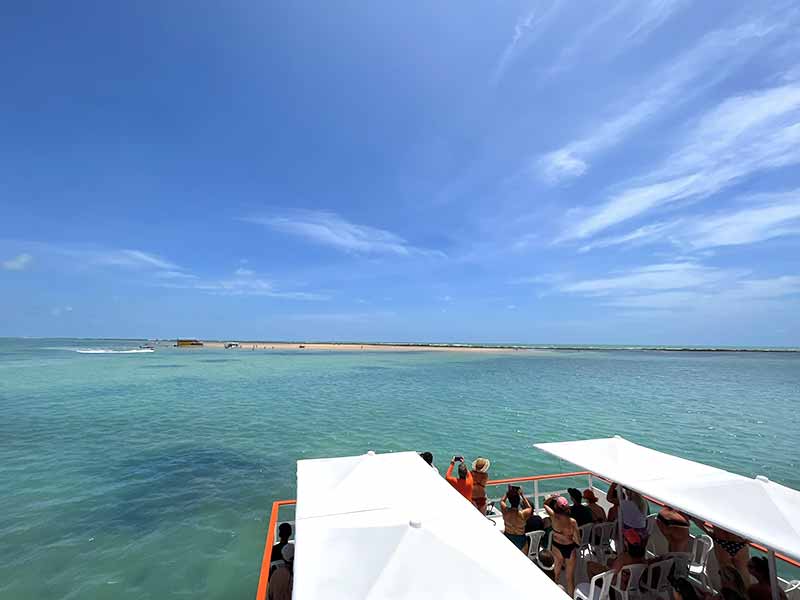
[520,494,532,518]
[607,482,618,503]
[445,461,455,484]
[500,492,508,512]
[544,501,555,517]
[571,518,581,545]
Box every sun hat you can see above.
[583,489,599,502]
[624,528,643,546]
[472,457,491,473]
[281,543,295,562]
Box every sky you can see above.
[2,1,800,346]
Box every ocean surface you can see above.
[2,338,799,599]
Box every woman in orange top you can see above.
[445,456,473,501]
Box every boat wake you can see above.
[75,348,155,354]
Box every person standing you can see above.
[445,456,473,501]
[268,543,294,600]
[470,457,491,514]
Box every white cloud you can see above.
[538,19,784,185]
[94,249,180,270]
[157,268,327,300]
[578,191,800,251]
[490,0,563,85]
[558,262,737,295]
[244,211,445,258]
[548,0,688,76]
[2,253,33,271]
[561,83,800,240]
[50,306,73,317]
[154,270,198,280]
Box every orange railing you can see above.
[255,470,800,599]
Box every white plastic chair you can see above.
[592,521,618,562]
[688,535,713,587]
[642,558,675,600]
[578,523,595,557]
[526,530,547,564]
[575,569,617,600]
[611,564,647,600]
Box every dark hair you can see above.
[568,488,582,504]
[420,452,433,466]
[457,463,468,479]
[278,522,292,540]
[553,502,571,516]
[671,578,700,600]
[627,542,645,559]
[544,497,557,510]
[537,550,556,580]
[748,556,769,578]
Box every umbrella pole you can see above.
[768,550,779,600]
[616,484,625,556]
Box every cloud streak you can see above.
[560,83,800,240]
[2,253,33,271]
[244,211,445,258]
[538,19,784,185]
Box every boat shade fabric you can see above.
[293,451,568,600]
[534,437,800,562]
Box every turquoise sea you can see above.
[2,338,799,599]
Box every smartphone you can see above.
[453,456,464,462]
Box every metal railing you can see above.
[255,470,800,600]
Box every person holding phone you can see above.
[445,456,473,501]
[500,485,532,551]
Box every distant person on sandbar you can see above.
[470,457,491,514]
[445,456,473,501]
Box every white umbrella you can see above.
[293,451,568,600]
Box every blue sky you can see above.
[2,1,800,345]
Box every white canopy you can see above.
[293,451,568,600]
[535,437,800,562]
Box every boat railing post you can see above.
[768,550,779,600]
[588,474,593,491]
[533,480,540,511]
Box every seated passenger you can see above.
[268,543,294,600]
[445,456,473,501]
[537,550,557,583]
[583,488,607,523]
[657,506,690,553]
[747,557,788,600]
[568,487,593,527]
[470,457,491,514]
[501,485,532,551]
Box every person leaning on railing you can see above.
[470,457,491,514]
[445,456,473,501]
[500,485,532,551]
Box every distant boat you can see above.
[175,339,203,347]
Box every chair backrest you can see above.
[617,564,647,593]
[594,521,617,547]
[526,530,546,561]
[645,558,675,591]
[646,514,658,537]
[587,568,618,600]
[691,535,714,568]
[579,523,594,546]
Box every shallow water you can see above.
[1,338,799,599]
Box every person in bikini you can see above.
[692,519,750,592]
[544,495,581,596]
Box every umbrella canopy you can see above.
[293,451,568,600]
[535,437,800,562]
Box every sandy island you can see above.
[196,341,527,353]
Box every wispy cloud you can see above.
[2,253,33,271]
[533,261,800,312]
[50,305,73,317]
[58,247,182,271]
[548,0,687,76]
[538,19,784,185]
[560,83,800,240]
[490,0,563,85]
[288,310,396,323]
[244,211,445,258]
[558,262,738,295]
[157,267,327,300]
